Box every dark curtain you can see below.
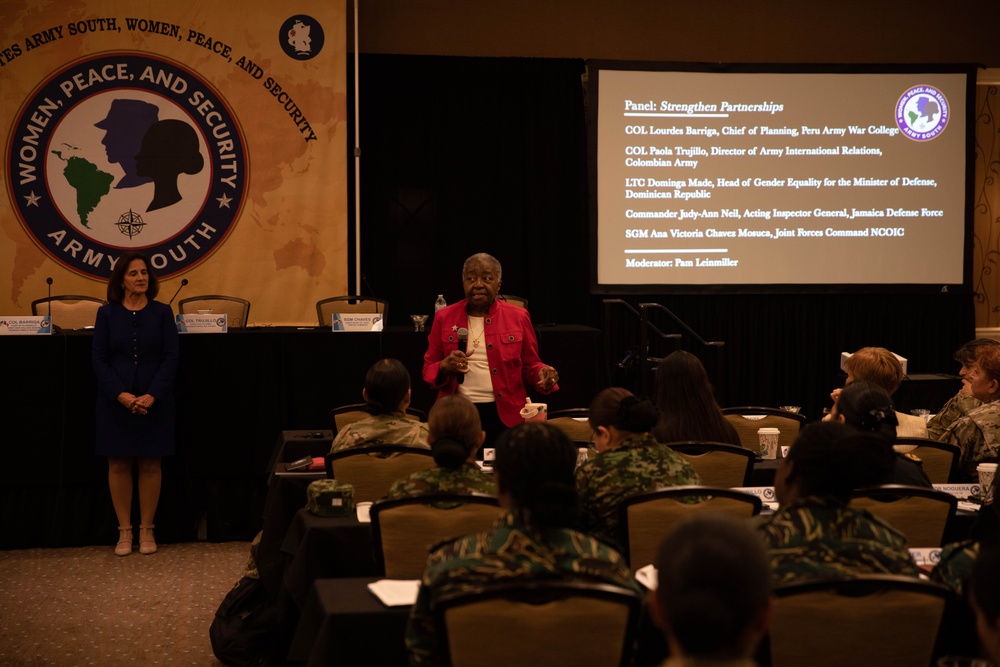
[348,54,974,420]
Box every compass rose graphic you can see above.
[116,209,146,239]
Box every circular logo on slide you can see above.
[895,85,949,141]
[6,52,247,279]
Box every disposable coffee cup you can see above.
[519,401,547,422]
[575,447,589,469]
[780,445,790,459]
[977,462,997,503]
[757,428,780,459]
[355,501,373,523]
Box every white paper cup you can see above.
[780,445,790,459]
[758,427,780,459]
[519,402,547,422]
[356,501,373,523]
[977,462,997,503]
[575,447,589,469]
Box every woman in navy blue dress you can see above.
[92,251,179,555]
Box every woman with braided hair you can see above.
[576,386,701,549]
[830,380,932,488]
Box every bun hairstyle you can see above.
[588,387,659,434]
[427,394,482,469]
[363,358,410,415]
[493,422,578,529]
[785,422,894,502]
[835,381,898,443]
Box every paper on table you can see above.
[368,579,421,606]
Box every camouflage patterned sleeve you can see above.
[929,540,980,595]
[927,393,979,441]
[942,416,987,477]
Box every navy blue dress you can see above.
[92,300,179,457]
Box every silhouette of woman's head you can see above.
[135,119,204,212]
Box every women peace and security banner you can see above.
[1,1,347,325]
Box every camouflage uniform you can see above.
[927,392,981,440]
[405,511,640,667]
[759,495,921,585]
[575,434,702,549]
[328,412,430,453]
[930,540,980,595]
[940,400,1000,478]
[387,462,496,500]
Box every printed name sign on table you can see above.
[331,313,383,332]
[0,316,51,335]
[176,313,228,333]
[732,486,778,511]
[909,547,943,567]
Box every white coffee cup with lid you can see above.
[977,462,997,504]
[757,428,780,459]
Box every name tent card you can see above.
[176,313,228,333]
[0,316,51,335]
[331,313,383,332]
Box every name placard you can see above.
[331,313,383,332]
[909,547,942,566]
[933,483,979,499]
[0,316,51,335]
[176,313,228,333]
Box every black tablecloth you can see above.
[1,325,600,548]
[288,576,411,666]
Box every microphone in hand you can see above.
[456,327,468,384]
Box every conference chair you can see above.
[849,484,957,548]
[177,294,251,328]
[30,295,106,330]
[893,437,961,484]
[664,441,755,488]
[330,402,427,437]
[768,575,952,667]
[434,580,643,667]
[498,294,528,309]
[324,444,435,503]
[619,486,762,568]
[370,493,501,578]
[722,406,806,452]
[546,408,592,445]
[316,295,389,327]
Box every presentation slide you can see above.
[590,65,972,292]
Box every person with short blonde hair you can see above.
[828,346,928,438]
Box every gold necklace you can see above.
[469,320,486,349]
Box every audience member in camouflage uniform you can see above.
[576,387,701,550]
[405,423,640,667]
[760,422,921,584]
[329,358,430,453]
[387,395,495,500]
[941,345,1000,478]
[927,339,999,440]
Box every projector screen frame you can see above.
[586,60,977,295]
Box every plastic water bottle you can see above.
[434,294,447,312]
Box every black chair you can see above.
[329,403,427,437]
[769,575,953,667]
[498,294,528,309]
[663,441,756,488]
[849,484,958,548]
[316,295,389,327]
[893,437,961,484]
[30,295,106,329]
[324,444,435,503]
[370,493,501,578]
[177,294,251,328]
[433,580,643,667]
[619,486,762,568]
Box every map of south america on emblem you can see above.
[9,53,246,279]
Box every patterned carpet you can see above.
[0,540,251,666]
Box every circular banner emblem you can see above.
[895,85,949,142]
[279,15,325,60]
[6,52,248,279]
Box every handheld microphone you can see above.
[168,279,189,306]
[456,327,468,384]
